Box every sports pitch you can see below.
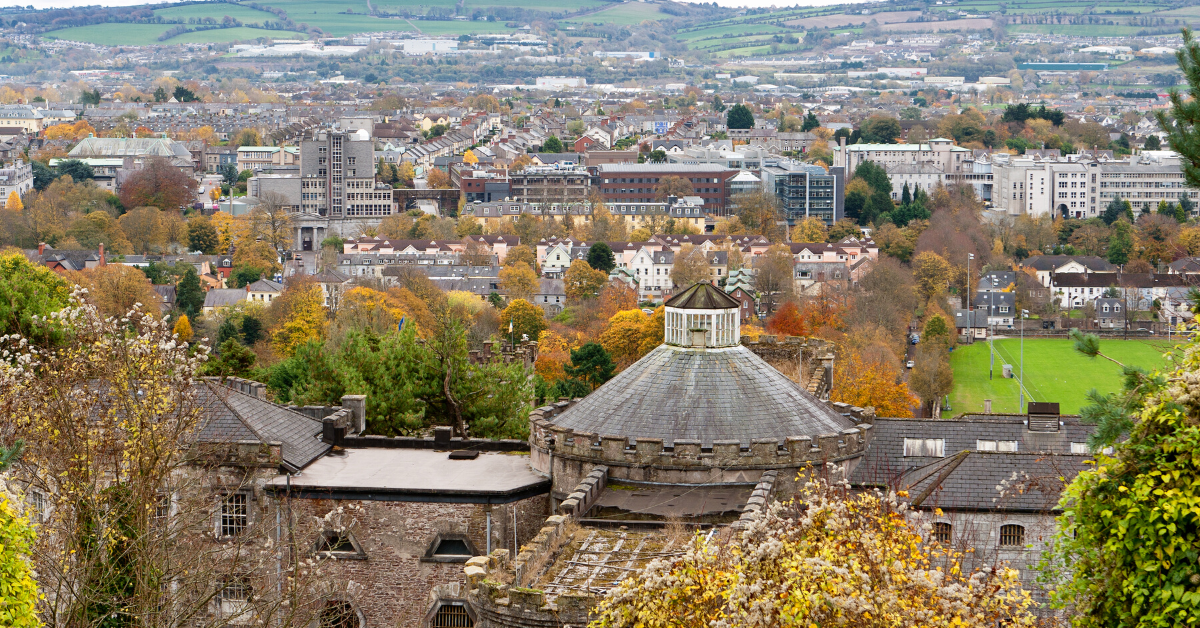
[947,337,1179,416]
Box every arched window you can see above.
[999,524,1025,547]
[319,601,359,628]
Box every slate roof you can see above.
[898,451,1092,512]
[850,416,1095,489]
[203,288,246,309]
[195,381,329,470]
[546,344,853,447]
[246,278,283,293]
[666,282,740,310]
[1023,255,1116,272]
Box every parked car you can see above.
[910,334,920,345]
[906,360,915,369]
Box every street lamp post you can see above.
[1019,308,1029,412]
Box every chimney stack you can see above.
[98,242,105,266]
[37,242,45,255]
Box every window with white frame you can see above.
[1071,442,1091,454]
[218,577,251,621]
[219,493,248,537]
[977,440,1018,452]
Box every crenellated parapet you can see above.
[529,400,873,472]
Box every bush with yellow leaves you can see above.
[592,475,1035,628]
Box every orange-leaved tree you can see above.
[766,301,806,337]
[831,348,917,417]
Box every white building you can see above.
[0,159,34,206]
[535,76,586,89]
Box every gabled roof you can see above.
[195,381,329,470]
[898,451,1091,512]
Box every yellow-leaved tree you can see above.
[593,477,1036,628]
[172,313,193,342]
[5,190,22,211]
[270,280,328,357]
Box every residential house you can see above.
[203,288,247,315]
[313,268,352,311]
[973,291,1016,328]
[953,308,989,340]
[534,278,567,315]
[1095,297,1126,328]
[246,278,283,304]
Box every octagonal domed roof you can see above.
[545,343,853,447]
[665,282,740,310]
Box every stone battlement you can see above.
[529,399,872,470]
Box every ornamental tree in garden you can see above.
[593,476,1036,628]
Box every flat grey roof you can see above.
[265,448,549,502]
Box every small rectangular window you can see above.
[1071,442,1090,454]
[932,521,951,543]
[903,438,945,457]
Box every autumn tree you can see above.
[753,245,795,314]
[117,156,198,210]
[599,309,653,368]
[909,343,953,418]
[244,191,294,257]
[766,301,806,336]
[563,259,607,302]
[732,190,786,242]
[186,214,219,254]
[68,264,161,320]
[831,338,917,418]
[504,244,537,269]
[270,279,327,357]
[500,262,539,301]
[912,250,952,302]
[173,313,193,342]
[2,295,349,628]
[426,168,452,189]
[654,175,694,202]
[118,206,168,254]
[66,210,133,253]
[593,477,1035,628]
[4,190,21,210]
[670,243,710,289]
[500,298,546,344]
[790,216,827,243]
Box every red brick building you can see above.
[594,163,738,215]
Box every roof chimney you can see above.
[98,242,105,266]
[37,242,45,255]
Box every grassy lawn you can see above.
[948,338,1176,416]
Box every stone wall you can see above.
[280,492,549,628]
[528,399,873,497]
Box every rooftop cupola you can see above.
[663,282,741,348]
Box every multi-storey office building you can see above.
[760,160,845,226]
[595,163,738,215]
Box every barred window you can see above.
[432,603,473,627]
[999,524,1025,547]
[220,493,248,537]
[932,522,952,544]
[218,577,251,619]
[155,493,171,520]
